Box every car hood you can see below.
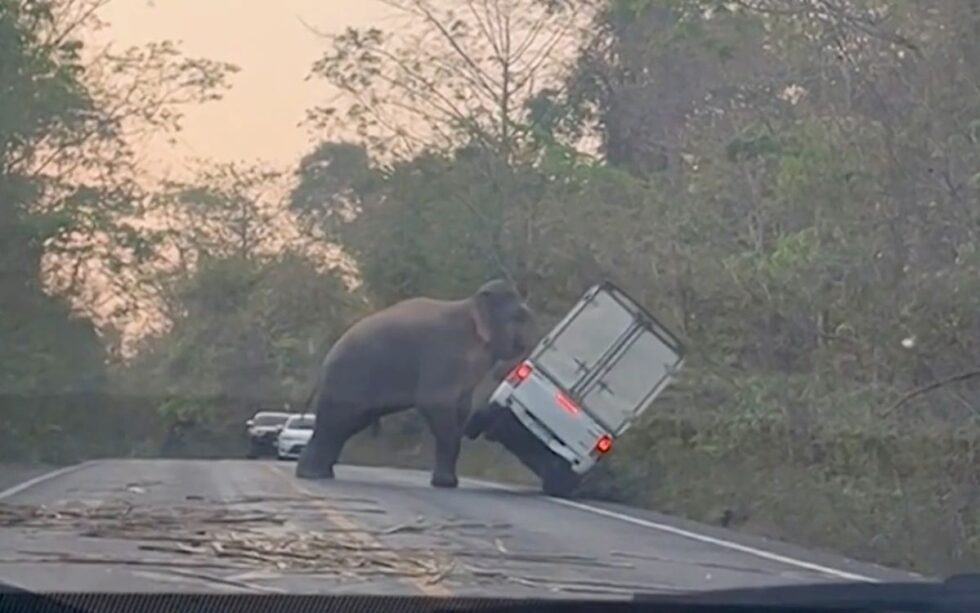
[633,574,978,611]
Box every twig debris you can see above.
[0,498,632,590]
[0,500,453,582]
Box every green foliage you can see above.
[285,0,980,576]
[157,396,214,427]
[0,0,103,395]
[290,142,534,305]
[0,0,91,156]
[0,0,237,397]
[0,1,239,462]
[120,253,361,406]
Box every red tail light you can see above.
[507,361,532,384]
[595,434,613,455]
[555,391,579,415]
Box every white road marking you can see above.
[0,460,101,593]
[0,461,99,501]
[549,498,879,583]
[460,475,880,584]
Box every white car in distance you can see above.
[245,411,291,459]
[276,413,316,460]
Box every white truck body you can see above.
[486,282,685,481]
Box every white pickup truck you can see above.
[464,281,685,497]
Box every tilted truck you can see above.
[464,281,686,497]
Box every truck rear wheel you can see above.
[541,462,581,498]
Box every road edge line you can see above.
[0,461,100,501]
[549,497,878,583]
[459,474,878,584]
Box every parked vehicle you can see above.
[276,413,316,460]
[465,281,685,497]
[245,411,291,459]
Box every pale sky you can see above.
[97,0,392,171]
[68,1,391,350]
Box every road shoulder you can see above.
[458,474,928,585]
[0,463,69,497]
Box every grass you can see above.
[585,417,980,577]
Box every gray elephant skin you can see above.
[296,279,536,488]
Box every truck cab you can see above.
[465,281,685,497]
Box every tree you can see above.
[290,140,529,306]
[124,159,358,341]
[121,253,361,405]
[297,1,603,306]
[112,152,366,446]
[306,0,594,161]
[0,0,239,466]
[111,250,364,457]
[0,0,238,375]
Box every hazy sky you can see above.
[98,0,391,171]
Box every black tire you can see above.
[541,462,581,498]
[488,411,548,474]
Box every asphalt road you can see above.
[0,459,923,599]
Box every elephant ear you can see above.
[469,290,494,345]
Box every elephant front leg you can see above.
[295,427,337,479]
[419,404,463,488]
[432,431,462,488]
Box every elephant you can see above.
[296,279,536,488]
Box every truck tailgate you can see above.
[503,369,606,469]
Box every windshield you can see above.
[285,416,315,430]
[2,0,967,599]
[253,414,289,427]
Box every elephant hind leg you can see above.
[295,406,377,480]
[417,404,463,489]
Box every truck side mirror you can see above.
[245,419,254,428]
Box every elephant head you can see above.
[468,279,536,363]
